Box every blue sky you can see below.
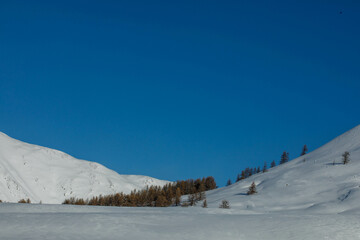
[1,0,360,186]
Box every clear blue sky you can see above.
[1,0,359,186]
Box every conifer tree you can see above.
[198,183,206,200]
[256,166,261,173]
[280,151,289,165]
[155,194,167,207]
[241,171,245,180]
[263,161,268,172]
[226,179,232,186]
[342,151,350,164]
[271,160,276,168]
[188,193,196,206]
[247,182,257,195]
[236,173,241,182]
[175,187,181,206]
[301,145,308,156]
[202,199,208,208]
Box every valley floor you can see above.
[1,203,360,240]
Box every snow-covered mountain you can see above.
[205,124,360,213]
[0,132,169,204]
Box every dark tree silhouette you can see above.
[247,182,257,195]
[226,179,232,186]
[202,199,208,208]
[342,151,350,164]
[271,160,276,168]
[280,151,289,165]
[300,145,308,156]
[263,161,268,172]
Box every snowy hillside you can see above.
[205,124,360,213]
[0,132,169,204]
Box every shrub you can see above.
[18,198,31,203]
[219,199,230,209]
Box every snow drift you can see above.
[0,132,169,204]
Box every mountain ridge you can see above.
[0,132,169,204]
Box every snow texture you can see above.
[0,132,169,204]
[0,203,359,240]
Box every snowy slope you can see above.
[0,132,169,204]
[205,124,360,213]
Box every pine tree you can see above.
[247,182,257,195]
[155,194,167,207]
[202,199,208,208]
[226,179,232,186]
[271,160,276,168]
[198,183,206,200]
[241,171,245,180]
[175,187,182,206]
[256,166,261,173]
[219,199,230,209]
[263,161,268,172]
[236,173,241,182]
[188,193,196,206]
[342,151,350,164]
[280,151,289,164]
[301,145,308,156]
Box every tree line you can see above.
[63,176,217,207]
[228,145,308,185]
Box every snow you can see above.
[0,203,359,240]
[203,124,360,214]
[0,132,169,204]
[1,125,360,239]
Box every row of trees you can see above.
[63,176,217,207]
[228,145,309,186]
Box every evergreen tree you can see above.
[175,187,181,206]
[188,193,196,206]
[241,171,245,180]
[263,161,268,172]
[236,173,241,182]
[256,166,261,173]
[342,151,350,164]
[198,183,206,200]
[204,176,217,190]
[219,199,230,209]
[155,194,167,207]
[301,145,308,156]
[271,160,276,168]
[247,182,257,195]
[202,199,208,208]
[226,179,232,186]
[280,151,289,164]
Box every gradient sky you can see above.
[1,0,360,186]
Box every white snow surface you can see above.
[1,203,359,240]
[1,125,360,239]
[204,124,360,214]
[0,132,169,204]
